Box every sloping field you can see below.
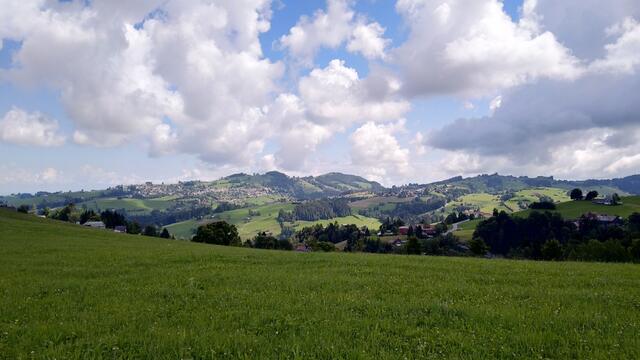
[1,209,639,358]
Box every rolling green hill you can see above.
[431,174,639,196]
[166,202,295,240]
[1,209,640,358]
[166,203,381,240]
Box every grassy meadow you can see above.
[2,209,640,358]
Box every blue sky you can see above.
[1,0,639,193]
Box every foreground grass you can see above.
[1,210,640,359]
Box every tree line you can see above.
[44,204,173,239]
[471,210,640,262]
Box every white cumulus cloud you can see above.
[394,0,583,97]
[280,0,390,65]
[0,108,65,147]
[350,121,410,183]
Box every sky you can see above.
[1,0,639,194]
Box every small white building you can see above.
[83,221,106,229]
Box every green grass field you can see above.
[517,196,640,219]
[453,219,483,241]
[1,209,640,358]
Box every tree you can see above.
[253,232,279,249]
[51,203,76,222]
[541,239,563,261]
[570,188,584,201]
[160,228,171,239]
[192,221,241,246]
[628,213,640,234]
[585,191,599,201]
[80,209,100,224]
[469,237,489,256]
[17,205,30,214]
[143,225,158,237]
[406,236,421,255]
[127,221,142,234]
[277,239,293,251]
[100,210,126,229]
[445,213,459,225]
[630,239,640,262]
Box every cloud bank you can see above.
[0,0,639,186]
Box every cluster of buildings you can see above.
[119,181,284,206]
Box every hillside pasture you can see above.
[1,210,640,358]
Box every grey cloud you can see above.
[427,73,640,163]
[533,0,640,60]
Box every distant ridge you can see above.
[428,173,640,195]
[221,171,385,199]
